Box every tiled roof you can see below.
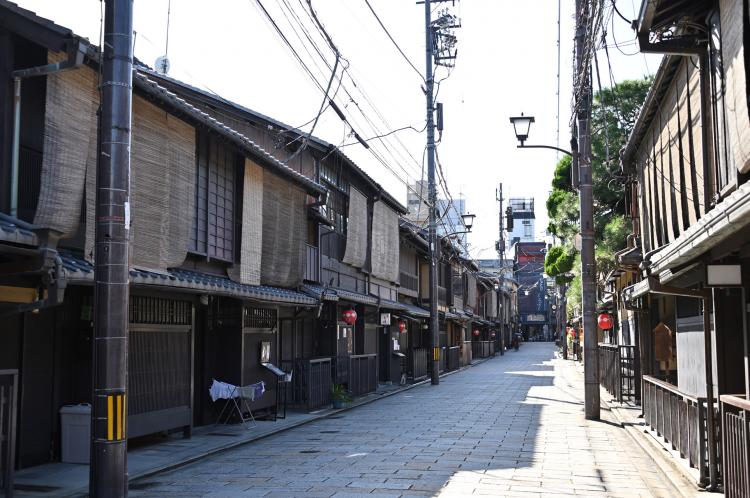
[301,284,378,306]
[379,298,407,312]
[397,302,430,318]
[133,72,325,197]
[60,254,317,306]
[0,213,37,247]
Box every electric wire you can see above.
[362,0,425,82]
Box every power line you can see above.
[362,0,425,82]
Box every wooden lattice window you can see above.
[244,306,277,328]
[129,296,192,325]
[190,133,238,262]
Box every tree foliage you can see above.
[544,78,651,318]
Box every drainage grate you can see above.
[327,415,344,419]
[129,481,162,490]
[319,430,339,434]
[300,450,321,454]
[206,432,240,437]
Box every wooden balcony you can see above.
[399,271,419,296]
[720,394,750,498]
[304,244,319,282]
[642,375,720,484]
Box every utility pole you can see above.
[496,183,505,356]
[91,0,133,495]
[424,0,440,385]
[423,0,459,386]
[574,0,600,420]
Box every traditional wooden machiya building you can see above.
[617,0,750,493]
[0,1,327,471]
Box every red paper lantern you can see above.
[597,313,614,330]
[342,308,357,326]
[398,320,407,333]
[473,329,480,337]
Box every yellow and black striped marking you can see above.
[433,347,440,361]
[106,394,126,441]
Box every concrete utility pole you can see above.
[91,0,133,495]
[574,0,600,420]
[496,183,505,356]
[424,0,440,385]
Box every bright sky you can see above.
[18,0,659,259]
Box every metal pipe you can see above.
[10,77,20,218]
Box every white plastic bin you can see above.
[59,404,91,464]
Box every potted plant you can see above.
[330,384,351,409]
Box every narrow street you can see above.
[129,344,688,498]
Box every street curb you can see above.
[113,353,500,491]
[602,396,702,497]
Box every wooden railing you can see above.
[349,354,377,397]
[304,244,319,282]
[301,358,332,412]
[1,370,18,498]
[399,271,419,293]
[598,344,639,403]
[720,394,750,498]
[446,346,460,372]
[333,355,349,386]
[489,341,496,356]
[471,341,481,359]
[643,375,720,483]
[410,348,429,381]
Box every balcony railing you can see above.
[438,286,447,305]
[304,244,319,282]
[300,358,332,412]
[349,354,377,397]
[399,271,419,293]
[720,394,750,498]
[598,344,639,403]
[410,348,429,381]
[643,375,720,484]
[1,370,18,498]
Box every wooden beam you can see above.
[0,284,37,303]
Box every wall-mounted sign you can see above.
[380,313,391,325]
[706,265,742,286]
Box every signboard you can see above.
[380,313,391,326]
[522,313,546,324]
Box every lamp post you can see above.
[509,113,599,420]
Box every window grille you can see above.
[244,306,277,328]
[129,296,192,325]
[190,133,237,262]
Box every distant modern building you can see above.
[507,197,535,251]
[514,241,548,339]
[406,180,468,250]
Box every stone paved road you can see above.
[130,344,690,497]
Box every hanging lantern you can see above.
[597,313,614,330]
[342,308,357,326]
[398,320,407,333]
[490,331,496,338]
[473,329,480,337]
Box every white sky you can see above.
[18,0,659,259]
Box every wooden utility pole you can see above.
[496,183,505,356]
[574,0,600,420]
[90,0,133,495]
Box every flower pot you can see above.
[332,399,344,409]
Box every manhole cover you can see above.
[300,449,320,454]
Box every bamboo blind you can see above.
[636,57,705,252]
[721,0,750,174]
[370,200,399,282]
[343,187,368,269]
[466,273,477,309]
[34,51,97,238]
[239,158,263,285]
[261,171,305,287]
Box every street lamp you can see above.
[461,213,476,231]
[509,113,572,156]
